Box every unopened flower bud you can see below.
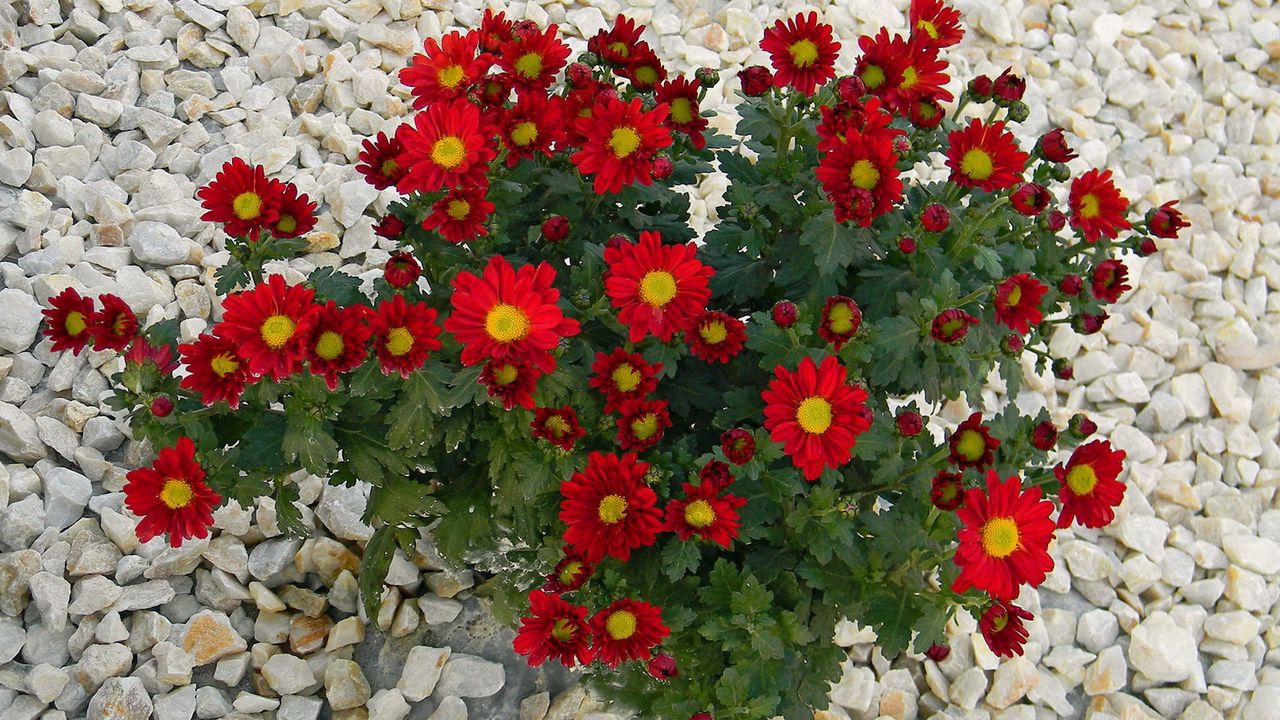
[566,62,593,87]
[1049,163,1072,182]
[1052,358,1074,380]
[1005,101,1029,122]
[771,300,798,328]
[922,203,950,232]
[739,66,773,97]
[898,236,917,253]
[895,411,924,437]
[541,215,570,242]
[836,75,866,103]
[1030,421,1058,451]
[925,643,951,662]
[1068,414,1098,438]
[969,75,993,101]
[695,67,720,88]
[648,653,678,680]
[1001,334,1025,356]
[652,155,674,180]
[150,396,174,417]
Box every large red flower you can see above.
[910,0,964,49]
[589,597,669,668]
[759,11,841,96]
[87,293,138,352]
[603,231,713,343]
[421,186,495,244]
[497,24,570,96]
[446,255,581,374]
[559,451,662,563]
[500,93,565,167]
[948,412,1000,468]
[664,481,747,548]
[853,29,907,97]
[589,348,662,414]
[571,97,672,195]
[356,132,406,190]
[265,181,316,239]
[395,99,498,194]
[815,131,902,226]
[1055,439,1126,529]
[1069,169,1131,243]
[306,302,372,390]
[946,120,1028,192]
[479,359,542,411]
[401,30,492,109]
[513,590,594,668]
[686,311,747,364]
[42,287,94,354]
[178,334,252,408]
[655,76,708,149]
[952,471,1056,600]
[979,600,1034,658]
[124,437,220,547]
[532,406,586,452]
[884,36,954,114]
[370,294,442,378]
[761,355,872,481]
[216,274,317,382]
[993,274,1047,335]
[615,398,671,452]
[197,157,280,240]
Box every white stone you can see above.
[368,688,412,720]
[28,572,71,632]
[829,662,875,713]
[986,657,1039,709]
[0,288,44,354]
[129,221,193,266]
[399,645,451,702]
[262,653,316,695]
[429,696,468,720]
[435,654,505,698]
[88,677,153,720]
[1129,612,1200,683]
[1222,534,1280,575]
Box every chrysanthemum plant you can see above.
[41,3,1188,718]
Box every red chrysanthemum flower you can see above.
[648,653,678,680]
[663,481,746,548]
[1038,128,1077,163]
[618,43,667,92]
[699,459,734,491]
[356,132,406,190]
[946,120,1029,192]
[814,131,903,226]
[216,274,317,382]
[497,24,570,96]
[559,451,662,563]
[853,29,908,97]
[1091,259,1131,303]
[374,214,406,240]
[589,597,670,668]
[1010,182,1051,216]
[513,590,594,668]
[266,180,317,239]
[588,15,645,66]
[615,398,671,452]
[395,99,498,194]
[720,428,755,465]
[1030,421,1058,451]
[931,308,979,343]
[817,96,903,152]
[421,186,495,244]
[370,294,442,379]
[818,296,862,349]
[544,550,594,594]
[306,302,372,390]
[446,255,581,374]
[571,97,673,195]
[759,11,841,96]
[910,0,964,48]
[993,274,1048,335]
[1055,439,1127,529]
[478,8,514,53]
[42,287,94,354]
[124,337,179,375]
[948,412,1000,469]
[401,30,492,109]
[655,76,708,149]
[686,311,746,363]
[384,251,421,289]
[930,470,965,511]
[532,406,586,452]
[909,96,945,129]
[479,359,542,411]
[761,355,872,481]
[883,36,953,114]
[603,231,713,343]
[178,334,252,408]
[1069,169,1131,243]
[124,436,220,548]
[87,293,139,352]
[588,348,662,414]
[952,470,1056,600]
[979,600,1034,658]
[500,93,565,167]
[197,157,280,240]
[1148,200,1188,239]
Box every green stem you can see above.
[950,94,971,122]
[947,197,1009,259]
[955,285,992,308]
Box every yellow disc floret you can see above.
[796,396,834,434]
[608,127,642,158]
[597,494,628,524]
[638,271,678,307]
[484,304,531,343]
[981,517,1021,558]
[160,478,194,509]
[683,499,716,528]
[431,136,467,170]
[260,315,296,350]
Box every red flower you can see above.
[992,68,1025,103]
[559,451,662,563]
[895,411,923,437]
[178,334,251,408]
[446,255,581,374]
[952,470,1056,600]
[1037,128,1077,163]
[370,294,443,378]
[946,120,1028,192]
[306,302,372,390]
[738,66,773,97]
[1030,421,1057,451]
[571,97,673,195]
[762,355,872,481]
[532,406,586,452]
[513,590,594,668]
[925,643,951,662]
[816,96,902,152]
[909,97,945,129]
[1069,169,1131,243]
[480,359,542,411]
[384,252,421,289]
[771,300,797,328]
[478,8,514,53]
[1010,182,1050,215]
[818,295,862,349]
[853,29,907,96]
[588,15,645,66]
[884,36,953,114]
[930,470,964,511]
[979,600,1034,658]
[699,460,734,491]
[898,236,917,253]
[149,396,173,417]
[124,337,178,374]
[124,437,220,547]
[759,11,841,96]
[541,215,570,242]
[1001,332,1025,355]
[931,308,978,343]
[969,75,993,101]
[1059,274,1083,296]
[421,186,495,244]
[1075,310,1108,335]
[604,231,713,343]
[616,398,672,452]
[500,93,565,167]
[1055,439,1126,529]
[910,0,963,48]
[395,98,498,194]
[1147,200,1188,239]
[618,44,667,92]
[815,131,902,226]
[687,311,746,364]
[357,132,406,190]
[1091,259,1130,302]
[589,597,670,668]
[589,348,661,414]
[266,181,316,239]
[1069,414,1098,438]
[497,24,570,96]
[663,480,746,548]
[921,203,951,232]
[948,412,1000,469]
[374,214,406,240]
[197,157,280,240]
[401,30,491,109]
[216,274,317,381]
[720,428,755,465]
[993,274,1047,334]
[655,76,709,149]
[42,287,94,354]
[648,653,678,680]
[544,550,594,593]
[86,293,139,352]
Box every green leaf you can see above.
[660,537,701,582]
[307,267,365,305]
[359,525,397,620]
[215,259,249,295]
[800,213,858,276]
[366,473,446,527]
[730,575,773,616]
[282,410,339,476]
[237,413,287,473]
[386,370,439,450]
[864,589,923,658]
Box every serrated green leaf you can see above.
[359,525,397,620]
[661,537,701,582]
[864,589,923,658]
[282,411,339,476]
[307,266,365,305]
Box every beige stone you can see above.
[182,610,247,666]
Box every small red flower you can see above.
[401,30,492,108]
[884,36,954,114]
[818,296,862,349]
[589,348,662,414]
[760,11,841,96]
[1045,209,1067,231]
[836,76,866,103]
[604,231,713,343]
[370,294,443,378]
[898,236,917,253]
[544,550,593,593]
[1037,128,1077,163]
[41,287,94,354]
[699,460,734,492]
[1059,274,1083,296]
[216,274,318,381]
[541,215,569,242]
[853,29,907,96]
[931,308,978,343]
[969,75,993,101]
[1010,182,1050,216]
[992,68,1025,103]
[720,428,755,465]
[478,8,514,53]
[910,0,963,48]
[357,132,406,190]
[421,186,495,244]
[374,214,406,240]
[197,157,280,240]
[125,337,178,375]
[948,412,1000,469]
[1091,259,1131,303]
[571,97,673,195]
[815,131,902,226]
[738,66,773,97]
[266,181,317,239]
[1069,414,1098,438]
[588,15,645,66]
[651,155,674,180]
[761,356,872,481]
[479,360,542,411]
[922,203,950,232]
[1075,311,1108,335]
[589,597,670,668]
[559,451,662,564]
[532,406,586,452]
[616,398,671,452]
[946,120,1029,193]
[1001,333,1025,355]
[686,311,747,364]
[1069,169,1131,243]
[124,436,220,547]
[930,470,964,511]
[655,76,709,149]
[663,480,746,548]
[178,334,252,409]
[1055,439,1127,529]
[648,653,678,680]
[497,24,571,96]
[306,302,372,390]
[1148,200,1188,238]
[980,600,1034,658]
[952,470,1056,600]
[925,643,951,662]
[618,44,667,92]
[395,98,498,194]
[384,252,421,289]
[1030,421,1058,451]
[909,97,945,129]
[895,411,923,437]
[993,274,1048,335]
[87,293,139,352]
[513,590,594,668]
[771,300,798,328]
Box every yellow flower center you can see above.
[112,313,130,336]
[960,149,995,181]
[446,199,471,220]
[515,52,544,79]
[796,396,833,434]
[550,618,576,642]
[788,39,819,67]
[827,303,857,334]
[698,320,728,345]
[849,159,880,190]
[633,65,658,86]
[669,97,694,125]
[232,191,262,221]
[1066,464,1099,496]
[981,517,1021,559]
[210,353,239,377]
[558,560,582,585]
[861,64,885,89]
[630,413,660,440]
[1079,194,1100,219]
[991,611,1009,632]
[484,303,530,343]
[314,330,344,360]
[385,327,414,356]
[438,64,465,88]
[683,499,716,528]
[604,610,637,640]
[941,318,965,336]
[510,121,539,147]
[955,429,986,461]
[544,415,572,438]
[608,127,642,159]
[276,214,297,234]
[260,314,296,350]
[918,101,938,120]
[638,270,678,307]
[900,65,919,90]
[917,19,939,39]
[1005,285,1022,307]
[597,494,628,524]
[611,364,642,392]
[380,158,400,177]
[64,311,87,336]
[430,135,467,170]
[493,363,518,385]
[608,41,630,58]
[160,478,194,509]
